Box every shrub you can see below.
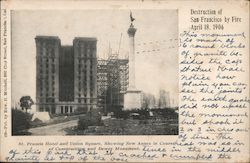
[12,109,32,135]
[113,110,130,119]
[78,116,92,130]
[78,109,102,130]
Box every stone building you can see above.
[35,36,97,114]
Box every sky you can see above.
[11,9,178,107]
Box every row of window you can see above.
[40,86,55,91]
[78,73,94,78]
[78,64,94,69]
[61,106,73,114]
[76,58,96,64]
[38,49,56,57]
[39,63,55,70]
[78,82,95,87]
[39,69,55,75]
[77,74,94,80]
[78,84,95,91]
[78,99,95,103]
[39,76,55,82]
[78,92,94,97]
[78,48,90,57]
[39,98,55,103]
[40,45,55,50]
[40,92,55,97]
[76,43,95,49]
[39,56,55,61]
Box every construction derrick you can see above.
[97,54,129,113]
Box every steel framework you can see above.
[97,53,129,113]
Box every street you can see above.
[28,119,78,135]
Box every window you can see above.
[51,106,55,114]
[70,106,73,113]
[65,106,68,113]
[52,66,55,73]
[61,106,64,113]
[87,49,90,57]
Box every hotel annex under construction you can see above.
[97,52,129,114]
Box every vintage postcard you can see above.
[0,0,249,162]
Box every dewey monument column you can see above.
[124,12,142,110]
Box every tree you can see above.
[20,96,34,113]
[12,109,32,135]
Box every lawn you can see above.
[65,118,178,135]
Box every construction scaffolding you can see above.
[97,53,129,113]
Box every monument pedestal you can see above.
[124,89,142,110]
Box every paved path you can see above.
[29,119,78,135]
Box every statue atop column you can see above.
[124,11,142,110]
[128,11,136,37]
[130,11,135,23]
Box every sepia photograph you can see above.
[2,1,249,162]
[11,10,179,136]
